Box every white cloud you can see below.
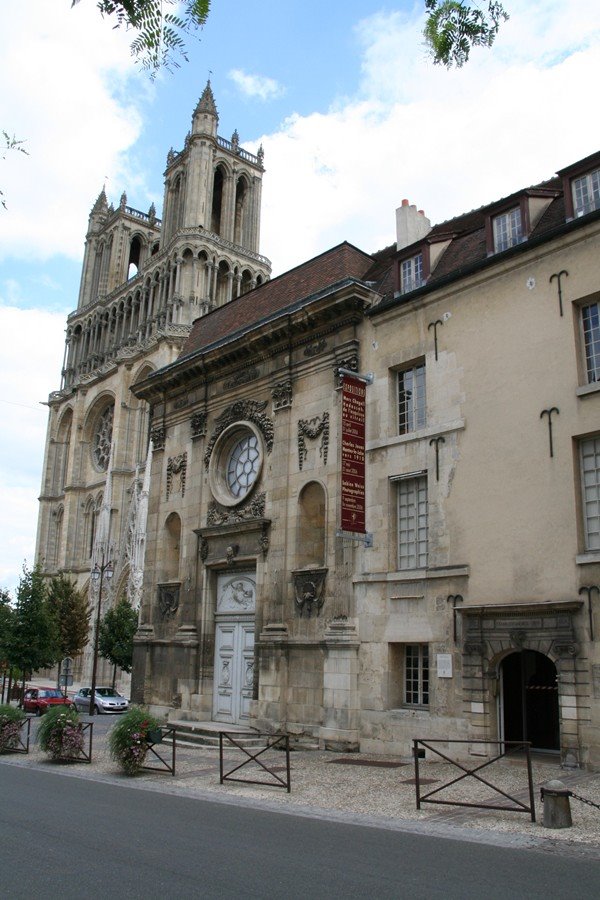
[252,0,600,274]
[0,0,145,264]
[0,304,66,592]
[228,68,284,101]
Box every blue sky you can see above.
[1,0,599,591]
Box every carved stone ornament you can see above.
[226,544,239,564]
[223,367,260,390]
[158,583,180,620]
[463,641,484,656]
[207,492,266,526]
[335,354,359,387]
[510,630,527,650]
[200,537,209,561]
[150,425,165,451]
[204,400,274,470]
[304,339,327,358]
[271,379,293,412]
[552,640,580,658]
[293,568,327,618]
[257,524,270,558]
[298,412,329,470]
[166,452,187,500]
[190,411,207,439]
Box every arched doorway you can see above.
[500,650,559,752]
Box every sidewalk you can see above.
[2,717,599,856]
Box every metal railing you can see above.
[219,731,291,792]
[413,738,536,822]
[140,726,177,776]
[0,717,31,754]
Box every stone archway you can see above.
[500,649,559,752]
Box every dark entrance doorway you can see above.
[501,650,559,752]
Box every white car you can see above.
[73,687,129,714]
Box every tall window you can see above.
[400,253,424,294]
[573,168,600,217]
[493,207,523,252]
[397,475,428,569]
[398,364,426,434]
[580,437,600,551]
[581,302,600,383]
[404,644,429,706]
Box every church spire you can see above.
[192,79,219,137]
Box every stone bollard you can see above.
[540,779,573,829]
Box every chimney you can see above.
[396,199,431,251]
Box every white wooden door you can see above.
[213,572,256,724]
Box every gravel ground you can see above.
[2,718,599,851]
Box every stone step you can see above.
[165,720,268,749]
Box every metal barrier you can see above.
[48,721,94,763]
[413,738,536,822]
[1,717,31,754]
[219,731,291,792]
[140,726,176,776]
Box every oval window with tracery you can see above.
[92,404,114,471]
[226,433,260,498]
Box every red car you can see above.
[22,688,74,716]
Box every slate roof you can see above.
[179,242,374,360]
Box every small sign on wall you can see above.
[437,653,453,678]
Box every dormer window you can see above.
[400,253,424,294]
[493,207,523,252]
[573,168,600,217]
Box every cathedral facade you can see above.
[35,83,270,684]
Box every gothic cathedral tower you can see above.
[35,82,271,686]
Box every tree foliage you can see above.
[47,573,91,659]
[0,589,14,664]
[72,0,211,74]
[1,132,28,211]
[99,597,138,676]
[424,1,509,68]
[8,566,59,675]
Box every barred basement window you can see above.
[405,644,429,706]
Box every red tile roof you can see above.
[179,242,374,359]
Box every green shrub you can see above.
[0,704,25,753]
[108,706,161,775]
[37,706,84,760]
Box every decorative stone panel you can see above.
[271,379,292,412]
[166,452,187,499]
[298,413,329,470]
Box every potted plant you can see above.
[0,704,26,753]
[108,706,162,775]
[37,706,85,761]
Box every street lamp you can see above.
[89,553,114,716]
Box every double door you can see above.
[213,572,256,724]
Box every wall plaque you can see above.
[437,653,453,678]
[340,374,366,533]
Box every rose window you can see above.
[226,433,260,498]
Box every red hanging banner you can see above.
[340,374,366,533]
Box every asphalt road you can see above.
[1,765,599,899]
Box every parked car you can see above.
[72,687,129,714]
[22,688,74,716]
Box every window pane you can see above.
[581,437,600,550]
[397,475,428,569]
[398,364,426,434]
[582,302,600,383]
[400,253,424,294]
[493,208,523,252]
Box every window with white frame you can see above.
[580,437,600,551]
[396,474,428,569]
[581,301,600,384]
[573,168,600,217]
[398,364,426,434]
[400,253,424,294]
[404,644,429,706]
[493,207,523,252]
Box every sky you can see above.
[1,0,599,593]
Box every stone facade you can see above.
[35,83,271,685]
